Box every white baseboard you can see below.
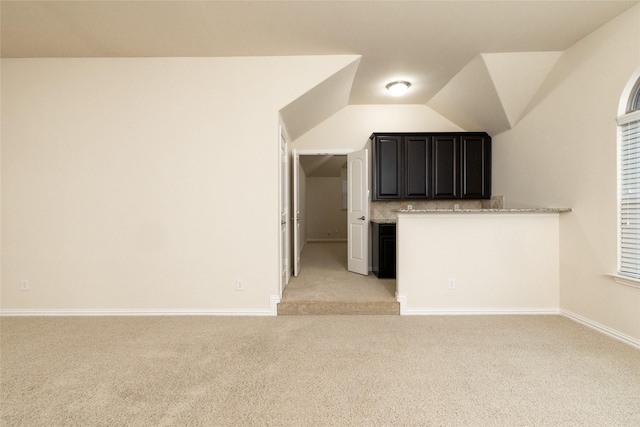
[401,308,560,315]
[396,294,559,315]
[1,295,282,317]
[394,295,639,349]
[561,309,640,350]
[0,309,275,317]
[270,295,281,314]
[306,238,347,242]
[396,294,408,312]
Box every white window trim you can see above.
[617,109,640,126]
[615,85,640,285]
[607,273,640,289]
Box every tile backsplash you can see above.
[371,195,504,221]
[481,195,505,210]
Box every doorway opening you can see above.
[294,152,349,278]
[298,153,348,247]
[279,149,397,314]
[292,149,369,278]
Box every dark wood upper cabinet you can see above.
[404,135,432,199]
[461,133,491,199]
[371,132,491,201]
[432,134,459,199]
[372,134,431,200]
[373,135,402,199]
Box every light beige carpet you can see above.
[2,315,639,426]
[279,242,399,315]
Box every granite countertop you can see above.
[371,208,572,223]
[370,218,398,224]
[394,208,572,214]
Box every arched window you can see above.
[627,77,640,112]
[618,75,640,282]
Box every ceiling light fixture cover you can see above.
[386,80,411,96]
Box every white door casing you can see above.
[347,149,369,275]
[279,127,290,294]
[292,150,301,276]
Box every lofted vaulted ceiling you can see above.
[2,1,638,135]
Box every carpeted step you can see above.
[277,300,400,315]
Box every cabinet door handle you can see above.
[358,216,366,221]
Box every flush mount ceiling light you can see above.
[386,80,411,96]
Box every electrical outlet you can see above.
[448,278,455,290]
[407,204,413,210]
[21,279,29,291]
[236,279,244,291]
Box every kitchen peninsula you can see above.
[388,207,571,315]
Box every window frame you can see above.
[627,77,640,112]
[615,75,640,287]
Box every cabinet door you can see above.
[373,135,402,199]
[373,223,396,279]
[461,134,491,199]
[432,134,459,198]
[404,135,431,199]
[379,233,396,278]
[371,222,380,275]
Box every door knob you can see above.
[358,216,366,220]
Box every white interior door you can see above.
[292,150,301,276]
[279,127,290,293]
[347,149,369,275]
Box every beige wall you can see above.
[1,56,356,313]
[293,104,463,151]
[397,213,560,313]
[493,5,640,341]
[306,177,347,241]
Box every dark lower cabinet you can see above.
[372,222,396,279]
